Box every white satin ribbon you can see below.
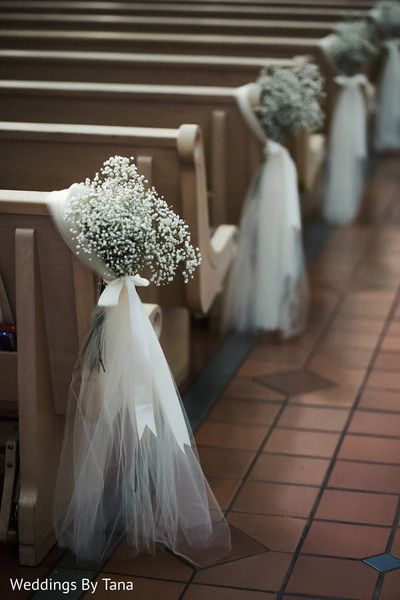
[375,39,400,151]
[99,275,191,452]
[324,74,368,224]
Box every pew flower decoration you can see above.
[50,155,231,567]
[65,155,201,285]
[329,21,377,75]
[371,1,400,38]
[255,63,324,143]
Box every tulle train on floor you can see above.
[53,277,231,566]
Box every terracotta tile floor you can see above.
[1,158,399,599]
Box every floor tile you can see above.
[367,370,400,391]
[286,555,378,598]
[184,586,275,600]
[216,526,268,564]
[232,481,318,517]
[197,446,255,480]
[194,422,266,451]
[389,527,400,555]
[278,405,349,432]
[223,378,283,402]
[321,330,380,350]
[248,454,329,486]
[207,477,241,510]
[315,489,397,526]
[302,520,390,558]
[193,551,292,592]
[238,360,301,378]
[363,553,400,573]
[380,570,400,600]
[228,512,305,552]
[263,428,340,458]
[328,461,400,494]
[359,389,400,411]
[207,399,279,425]
[348,410,400,436]
[88,575,184,599]
[331,316,385,334]
[382,335,400,352]
[257,370,335,396]
[102,542,193,581]
[339,434,400,463]
[291,384,357,407]
[311,365,366,386]
[375,351,400,371]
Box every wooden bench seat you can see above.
[0,79,324,225]
[0,13,334,38]
[0,121,236,317]
[0,49,300,87]
[0,1,367,21]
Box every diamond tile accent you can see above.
[257,369,336,396]
[363,552,400,573]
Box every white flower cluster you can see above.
[64,156,201,285]
[371,1,400,38]
[255,63,325,143]
[330,21,377,75]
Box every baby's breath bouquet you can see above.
[371,1,400,38]
[255,63,325,143]
[65,155,201,285]
[330,21,377,75]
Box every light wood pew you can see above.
[0,49,300,88]
[0,1,367,21]
[2,0,375,7]
[0,13,334,38]
[0,31,337,118]
[0,121,236,326]
[0,191,161,565]
[0,80,326,224]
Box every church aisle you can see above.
[87,155,400,600]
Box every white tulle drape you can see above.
[375,39,400,152]
[223,84,308,338]
[324,75,368,224]
[48,188,231,566]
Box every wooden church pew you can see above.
[0,80,326,223]
[0,30,334,65]
[2,0,374,6]
[0,31,337,119]
[0,1,367,21]
[0,49,300,88]
[0,191,162,564]
[0,13,334,38]
[0,121,237,323]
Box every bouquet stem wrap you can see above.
[223,84,308,338]
[375,39,400,152]
[49,192,231,566]
[324,74,368,224]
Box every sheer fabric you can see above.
[47,187,231,566]
[223,84,308,338]
[375,40,400,152]
[324,75,368,224]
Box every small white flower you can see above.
[256,63,325,143]
[64,156,201,285]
